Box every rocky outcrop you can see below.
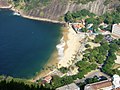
[25,0,120,20]
[0,0,11,8]
[1,0,120,21]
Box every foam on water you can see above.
[13,12,20,16]
[56,37,65,60]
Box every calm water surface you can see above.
[0,9,61,78]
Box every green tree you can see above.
[97,54,105,64]
[64,11,73,22]
[59,67,69,73]
[76,61,90,70]
[85,76,99,84]
[81,28,88,32]
[89,63,97,70]
[109,43,119,52]
[85,44,91,48]
[94,34,104,43]
[116,6,120,12]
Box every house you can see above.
[43,75,52,83]
[84,80,113,90]
[56,83,80,90]
[87,24,93,29]
[72,23,85,32]
[99,23,108,28]
[84,74,120,90]
[112,24,120,37]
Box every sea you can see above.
[0,9,62,78]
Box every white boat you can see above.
[13,12,21,16]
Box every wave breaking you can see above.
[56,37,65,60]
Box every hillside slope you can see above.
[1,0,120,21]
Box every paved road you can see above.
[74,69,110,84]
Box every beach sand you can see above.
[58,24,85,68]
[63,27,69,52]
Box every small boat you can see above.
[13,12,20,16]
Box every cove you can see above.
[0,9,62,78]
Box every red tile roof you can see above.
[44,75,52,82]
[86,80,112,90]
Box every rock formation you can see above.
[0,0,120,20]
[25,0,120,20]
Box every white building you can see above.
[56,83,80,90]
[112,24,120,37]
[84,74,120,90]
[112,74,120,89]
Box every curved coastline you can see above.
[9,6,68,81]
[0,4,65,24]
[11,8,65,24]
[0,6,63,79]
[0,5,82,82]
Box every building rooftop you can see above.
[85,80,112,90]
[85,74,120,90]
[112,24,120,38]
[43,75,52,83]
[56,83,80,90]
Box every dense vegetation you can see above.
[59,67,69,74]
[73,0,96,4]
[102,39,120,76]
[0,76,48,90]
[0,80,42,90]
[12,0,51,11]
[104,0,112,5]
[42,34,120,89]
[65,8,120,32]
[64,9,95,22]
[44,60,98,89]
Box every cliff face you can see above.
[25,0,120,20]
[0,0,10,8]
[1,0,120,20]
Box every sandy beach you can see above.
[58,24,85,68]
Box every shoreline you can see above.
[30,28,67,82]
[30,49,59,82]
[31,23,85,82]
[10,7,65,24]
[58,24,84,68]
[0,5,12,9]
[20,14,65,24]
[0,5,84,82]
[0,5,65,24]
[0,5,66,81]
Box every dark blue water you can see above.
[0,9,61,78]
